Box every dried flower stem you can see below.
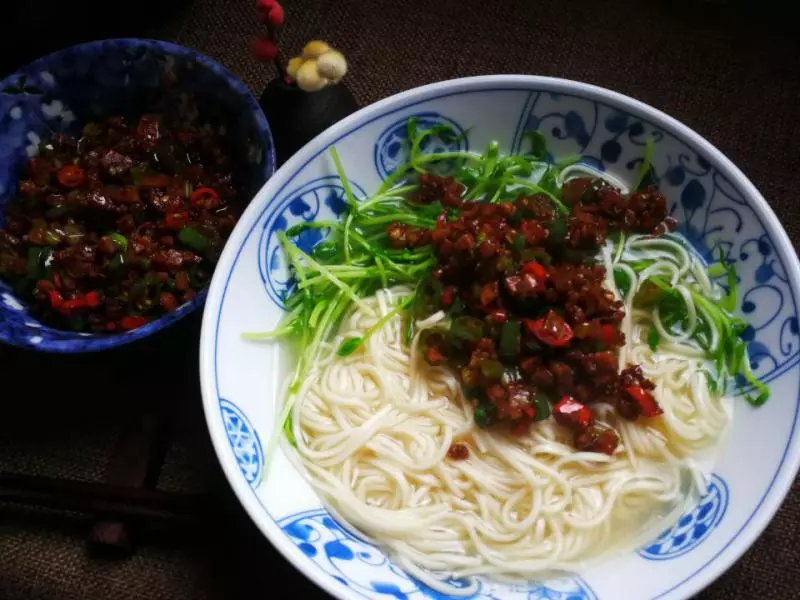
[266,23,286,79]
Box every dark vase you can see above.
[258,78,359,167]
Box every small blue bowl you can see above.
[0,39,275,352]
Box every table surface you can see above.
[1,0,799,599]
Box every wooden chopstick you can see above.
[0,471,207,523]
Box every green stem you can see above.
[358,214,436,227]
[343,212,354,263]
[631,138,654,191]
[356,185,417,211]
[330,147,358,208]
[337,294,415,356]
[280,232,365,307]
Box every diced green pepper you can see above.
[474,401,496,428]
[532,393,551,421]
[337,336,363,357]
[499,320,521,358]
[108,232,128,252]
[178,227,211,252]
[648,327,661,351]
[450,316,485,342]
[480,359,504,380]
[614,268,631,297]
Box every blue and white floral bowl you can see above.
[200,76,800,600]
[0,38,274,352]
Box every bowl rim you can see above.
[0,37,276,353]
[199,74,800,600]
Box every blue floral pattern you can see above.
[512,91,798,390]
[258,176,366,307]
[0,39,274,352]
[219,398,264,488]
[373,112,468,180]
[638,474,729,560]
[280,509,596,599]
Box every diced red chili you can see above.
[84,291,102,308]
[480,282,498,306]
[524,310,573,347]
[56,165,85,188]
[60,298,86,312]
[190,187,221,210]
[165,211,190,230]
[424,346,446,365]
[601,324,617,346]
[120,315,149,330]
[624,386,663,417]
[48,290,64,309]
[553,395,594,431]
[440,286,455,308]
[522,261,547,280]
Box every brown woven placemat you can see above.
[1,0,799,598]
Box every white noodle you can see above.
[286,233,731,595]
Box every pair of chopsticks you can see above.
[0,471,208,523]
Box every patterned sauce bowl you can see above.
[0,39,274,352]
[200,76,800,599]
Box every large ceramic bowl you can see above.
[200,76,800,600]
[0,38,274,352]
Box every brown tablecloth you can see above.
[1,0,799,598]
